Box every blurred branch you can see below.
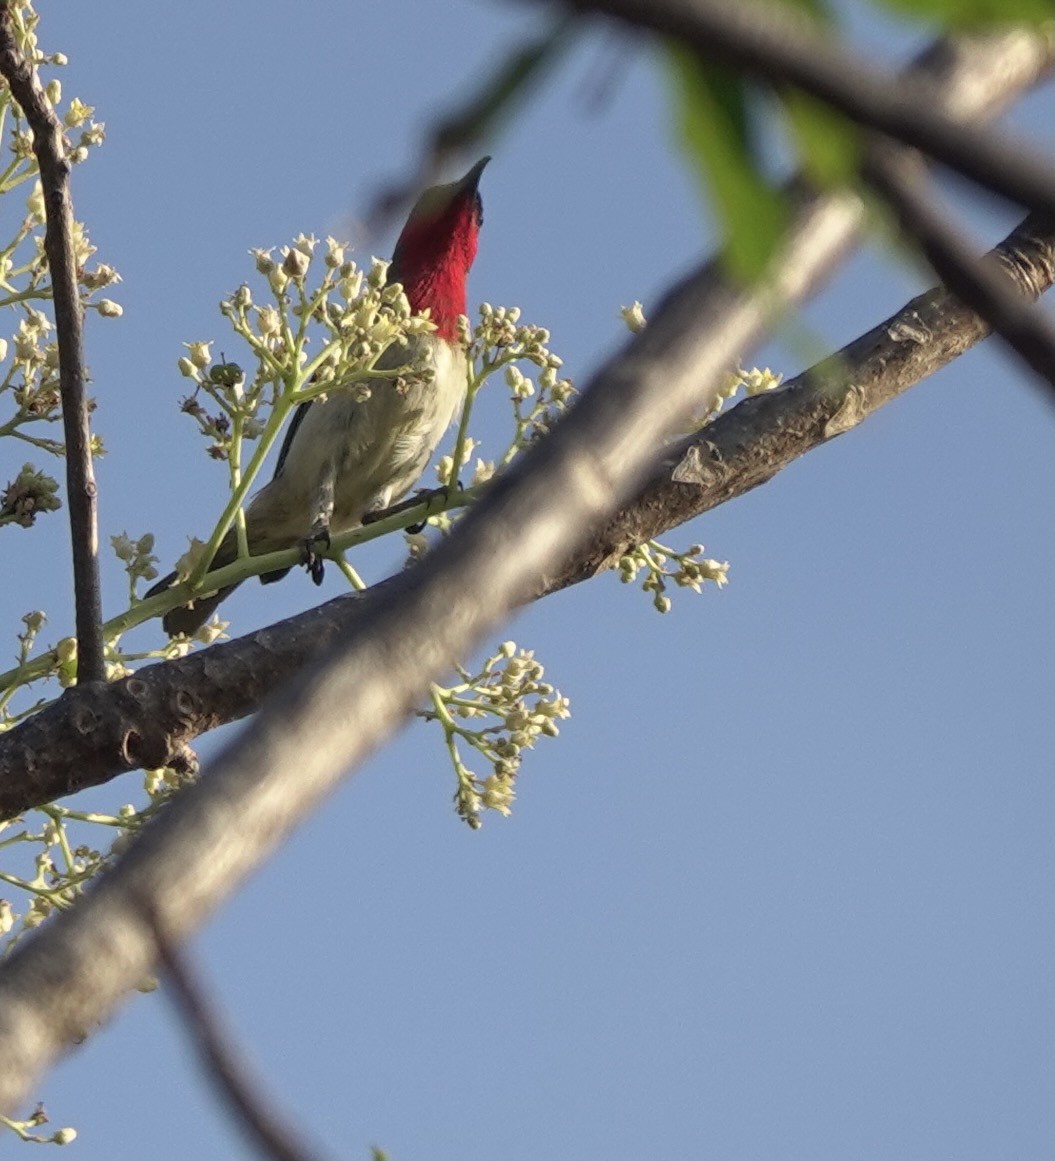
[0,27,1051,1113]
[863,144,1055,402]
[560,0,1055,218]
[366,13,579,236]
[0,9,105,683]
[153,915,325,1161]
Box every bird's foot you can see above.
[301,525,331,586]
[362,482,464,532]
[407,482,463,532]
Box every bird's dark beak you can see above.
[455,156,490,193]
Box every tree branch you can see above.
[153,915,325,1161]
[564,0,1055,218]
[0,31,1051,823]
[863,144,1055,401]
[0,29,1051,1116]
[0,9,105,683]
[549,210,1055,591]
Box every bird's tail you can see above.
[145,531,242,638]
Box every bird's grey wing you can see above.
[272,400,312,480]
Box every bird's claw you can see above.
[407,481,462,532]
[301,527,331,587]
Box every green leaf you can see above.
[781,87,862,188]
[870,0,1051,27]
[664,44,788,282]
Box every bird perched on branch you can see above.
[151,157,489,637]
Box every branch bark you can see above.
[0,9,105,683]
[564,0,1055,218]
[0,28,1051,1116]
[863,145,1055,400]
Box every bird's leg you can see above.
[302,468,336,587]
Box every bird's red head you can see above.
[390,157,489,342]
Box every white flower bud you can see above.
[620,301,647,333]
[64,97,93,127]
[252,248,275,274]
[281,246,310,281]
[257,305,281,337]
[97,299,123,318]
[367,258,390,288]
[185,341,212,369]
[292,233,317,257]
[325,237,346,268]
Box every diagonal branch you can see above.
[863,143,1055,401]
[564,0,1055,218]
[550,210,1055,590]
[0,10,105,684]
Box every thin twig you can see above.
[0,8,105,683]
[152,913,325,1161]
[564,0,1055,218]
[864,144,1055,402]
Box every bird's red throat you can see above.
[398,258,472,343]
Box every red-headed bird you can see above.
[153,158,489,637]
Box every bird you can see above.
[150,157,489,637]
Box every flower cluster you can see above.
[0,1,115,553]
[111,531,159,603]
[690,363,784,429]
[426,641,571,828]
[0,461,60,527]
[0,756,198,960]
[618,540,729,613]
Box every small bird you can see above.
[151,157,489,637]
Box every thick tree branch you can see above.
[0,30,1051,1115]
[863,144,1055,401]
[565,0,1055,219]
[0,30,1051,823]
[0,10,105,683]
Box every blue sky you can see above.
[3,2,1052,1158]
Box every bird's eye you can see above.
[473,190,484,229]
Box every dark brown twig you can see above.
[152,914,325,1161]
[562,0,1055,219]
[864,144,1055,401]
[0,8,105,683]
